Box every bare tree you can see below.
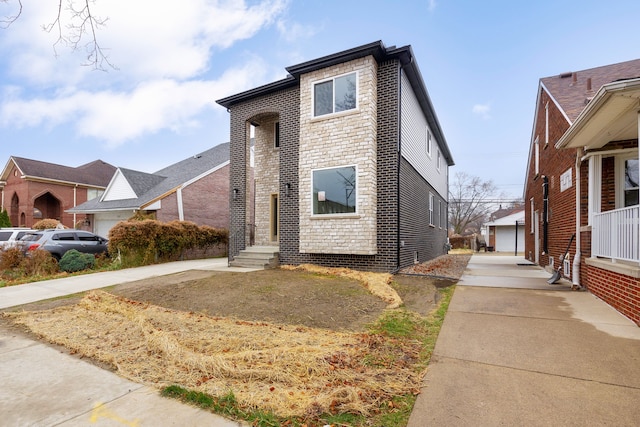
[449,172,503,235]
[1,0,114,70]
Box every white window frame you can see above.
[312,71,358,118]
[426,128,432,157]
[615,154,639,208]
[545,102,549,145]
[530,197,535,234]
[437,149,441,171]
[429,192,434,226]
[311,164,358,216]
[534,136,540,176]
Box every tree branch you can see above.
[2,0,115,71]
[0,0,22,28]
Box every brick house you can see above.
[217,41,454,272]
[0,157,115,228]
[69,143,230,238]
[524,59,640,324]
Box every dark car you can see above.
[19,229,109,260]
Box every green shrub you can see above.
[0,209,11,227]
[59,249,95,273]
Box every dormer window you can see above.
[313,72,357,117]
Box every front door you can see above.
[270,194,279,243]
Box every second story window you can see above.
[426,128,432,156]
[314,72,357,117]
[274,122,280,149]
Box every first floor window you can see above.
[313,166,356,215]
[429,192,434,225]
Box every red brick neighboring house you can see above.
[0,157,115,228]
[69,143,230,238]
[524,59,640,325]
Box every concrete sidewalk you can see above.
[408,254,640,426]
[1,258,256,426]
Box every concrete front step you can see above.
[230,246,279,269]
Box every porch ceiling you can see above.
[557,78,640,150]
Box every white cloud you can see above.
[276,18,319,43]
[0,0,290,145]
[1,0,289,84]
[472,103,492,120]
[1,59,271,146]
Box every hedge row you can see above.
[108,220,228,266]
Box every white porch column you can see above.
[588,154,602,225]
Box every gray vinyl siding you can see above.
[400,71,447,199]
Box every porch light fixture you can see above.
[233,188,239,200]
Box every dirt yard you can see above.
[13,254,470,331]
[2,254,471,423]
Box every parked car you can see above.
[18,229,109,260]
[0,228,32,250]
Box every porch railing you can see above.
[228,224,256,263]
[592,205,640,263]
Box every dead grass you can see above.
[4,290,423,419]
[282,264,403,309]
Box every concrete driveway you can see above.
[408,254,640,426]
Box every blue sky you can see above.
[1,0,638,200]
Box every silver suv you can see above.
[18,229,109,260]
[0,228,32,250]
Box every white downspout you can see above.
[73,185,77,228]
[573,149,583,290]
[177,187,184,221]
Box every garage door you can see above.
[494,226,525,253]
[94,211,132,239]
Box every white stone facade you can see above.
[298,57,378,254]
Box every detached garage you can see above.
[484,210,525,253]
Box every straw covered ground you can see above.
[3,254,471,423]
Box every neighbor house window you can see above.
[313,72,357,117]
[429,192,434,225]
[530,198,535,233]
[534,137,540,176]
[312,165,356,215]
[625,159,639,207]
[426,128,432,156]
[274,121,280,148]
[437,149,441,171]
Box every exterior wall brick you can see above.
[1,163,94,229]
[525,84,640,325]
[399,158,448,266]
[298,57,378,255]
[226,56,441,273]
[253,122,281,245]
[584,264,640,326]
[524,89,578,272]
